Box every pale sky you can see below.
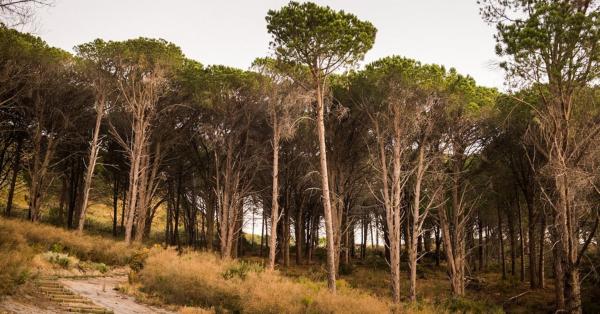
[35,0,505,89]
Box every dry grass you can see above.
[0,217,138,265]
[135,248,391,314]
[0,221,34,295]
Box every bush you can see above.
[136,248,390,314]
[42,251,78,269]
[222,261,263,280]
[130,248,150,272]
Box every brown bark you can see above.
[5,137,22,217]
[315,81,337,293]
[497,205,506,280]
[112,174,119,237]
[295,203,303,265]
[77,97,104,233]
[526,196,538,289]
[538,213,546,288]
[268,122,280,270]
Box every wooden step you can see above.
[36,277,114,314]
[63,305,113,313]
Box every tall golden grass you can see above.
[0,221,33,294]
[136,248,391,314]
[0,217,137,265]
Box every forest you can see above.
[0,1,599,313]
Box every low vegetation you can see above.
[133,248,390,314]
[0,221,33,295]
[0,217,137,265]
[0,217,137,295]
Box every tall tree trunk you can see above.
[260,208,265,257]
[67,160,79,229]
[268,124,280,270]
[507,208,516,277]
[517,191,525,282]
[435,225,441,267]
[552,235,566,311]
[174,175,181,249]
[409,145,426,302]
[315,82,337,294]
[112,174,119,237]
[124,125,144,244]
[296,204,303,265]
[77,100,104,232]
[206,194,215,251]
[538,213,546,288]
[5,137,22,217]
[497,205,506,279]
[526,197,538,289]
[478,214,484,271]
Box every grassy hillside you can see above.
[0,217,138,294]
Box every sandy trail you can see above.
[60,276,175,314]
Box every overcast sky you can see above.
[35,0,505,89]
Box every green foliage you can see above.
[222,261,264,280]
[50,242,64,253]
[483,0,600,86]
[266,1,376,81]
[44,252,72,268]
[130,248,150,273]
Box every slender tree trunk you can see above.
[315,82,337,293]
[174,175,181,248]
[124,128,143,244]
[517,191,525,282]
[5,137,22,217]
[58,174,67,224]
[553,235,566,311]
[283,201,290,267]
[268,124,280,270]
[112,174,119,237]
[435,225,441,267]
[507,208,516,277]
[526,197,538,289]
[497,205,506,279]
[121,184,126,233]
[77,100,104,232]
[260,208,265,257]
[538,213,546,288]
[206,194,215,251]
[478,214,484,271]
[296,204,303,265]
[409,145,425,302]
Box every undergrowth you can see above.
[135,248,391,314]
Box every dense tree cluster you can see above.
[1,1,599,312]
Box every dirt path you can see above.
[59,276,175,314]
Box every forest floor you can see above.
[1,189,596,313]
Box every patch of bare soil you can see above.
[60,276,175,314]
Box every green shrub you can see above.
[130,248,150,272]
[42,251,77,269]
[222,261,263,280]
[50,243,64,253]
